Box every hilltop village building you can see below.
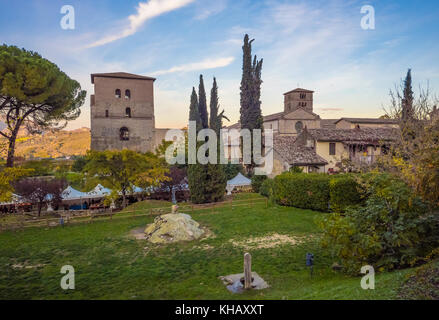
[90,72,397,177]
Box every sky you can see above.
[1,0,438,130]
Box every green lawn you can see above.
[0,194,412,300]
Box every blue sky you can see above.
[1,0,438,130]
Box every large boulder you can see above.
[144,213,205,244]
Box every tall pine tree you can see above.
[239,34,263,176]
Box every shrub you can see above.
[329,175,362,212]
[319,173,439,274]
[259,178,274,198]
[273,172,330,211]
[289,166,304,173]
[251,175,267,193]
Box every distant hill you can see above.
[0,128,90,159]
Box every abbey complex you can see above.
[90,72,398,177]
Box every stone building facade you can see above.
[90,72,167,153]
[228,87,398,177]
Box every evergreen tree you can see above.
[187,83,209,203]
[187,82,209,203]
[189,87,201,131]
[239,34,263,176]
[188,77,229,203]
[402,69,414,122]
[206,77,227,202]
[0,45,86,167]
[209,77,229,135]
[198,75,209,129]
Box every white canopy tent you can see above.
[61,186,88,201]
[86,184,111,198]
[0,194,22,206]
[226,173,252,195]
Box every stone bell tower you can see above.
[90,72,156,153]
[283,88,314,114]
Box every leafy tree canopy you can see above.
[0,167,32,202]
[82,150,169,208]
[0,44,86,167]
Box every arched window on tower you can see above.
[120,127,129,141]
[125,89,131,99]
[295,121,303,133]
[115,89,121,98]
[125,107,131,118]
[105,110,109,118]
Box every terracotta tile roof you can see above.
[308,127,397,143]
[320,119,338,129]
[263,107,321,121]
[335,117,398,124]
[273,135,328,166]
[225,121,241,129]
[263,111,285,122]
[226,111,285,128]
[91,72,156,83]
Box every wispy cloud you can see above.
[86,0,195,48]
[150,56,235,75]
[194,0,227,20]
[317,108,344,112]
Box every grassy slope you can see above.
[0,194,411,300]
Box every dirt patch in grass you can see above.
[11,261,46,269]
[130,227,148,240]
[229,233,310,250]
[192,243,215,251]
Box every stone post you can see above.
[244,252,252,290]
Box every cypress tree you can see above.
[189,87,202,131]
[187,86,208,203]
[209,77,229,135]
[402,69,414,122]
[198,75,209,129]
[206,77,227,202]
[239,34,263,176]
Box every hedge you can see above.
[259,178,274,198]
[329,175,361,212]
[272,173,331,211]
[251,175,267,193]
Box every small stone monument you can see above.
[220,253,269,293]
[244,253,252,290]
